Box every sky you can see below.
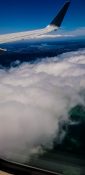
[0,0,85,34]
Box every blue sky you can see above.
[0,0,85,34]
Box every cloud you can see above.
[62,27,85,37]
[34,34,70,40]
[0,49,85,162]
[39,27,85,39]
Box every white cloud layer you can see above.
[0,49,85,162]
[41,27,85,39]
[55,27,85,37]
[67,27,85,37]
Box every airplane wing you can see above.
[0,1,70,44]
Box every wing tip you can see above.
[50,0,70,27]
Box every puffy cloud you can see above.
[0,49,85,162]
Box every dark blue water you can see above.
[0,39,85,68]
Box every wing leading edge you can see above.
[0,1,70,44]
